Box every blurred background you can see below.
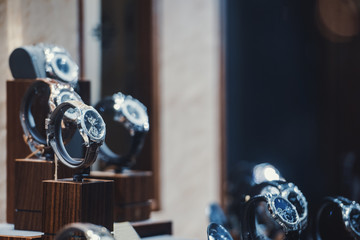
[1,0,360,239]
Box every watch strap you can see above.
[48,101,99,169]
[95,96,147,168]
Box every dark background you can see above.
[224,0,360,234]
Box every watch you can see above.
[46,100,106,169]
[95,92,149,169]
[42,44,79,87]
[207,223,233,240]
[252,180,308,231]
[242,193,301,240]
[55,223,114,240]
[20,78,82,158]
[316,196,360,240]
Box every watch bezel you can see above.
[119,98,149,130]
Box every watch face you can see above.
[56,90,82,120]
[83,109,106,140]
[51,53,78,83]
[273,196,298,224]
[350,207,360,235]
[121,99,148,128]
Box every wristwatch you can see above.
[242,193,301,240]
[316,196,360,240]
[46,100,106,169]
[95,92,149,169]
[42,44,79,87]
[252,180,308,230]
[55,223,114,240]
[207,223,233,240]
[20,78,82,158]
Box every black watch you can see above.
[242,193,301,240]
[20,78,82,158]
[95,92,149,169]
[251,180,308,231]
[46,100,106,169]
[316,196,360,240]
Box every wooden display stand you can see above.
[90,170,153,222]
[6,79,90,223]
[14,159,77,231]
[41,178,114,240]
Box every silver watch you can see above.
[43,44,79,87]
[259,181,308,230]
[317,196,360,240]
[20,78,82,158]
[55,223,114,240]
[95,92,149,168]
[46,100,106,169]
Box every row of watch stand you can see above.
[1,79,171,240]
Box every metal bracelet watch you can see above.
[95,92,149,169]
[20,78,82,158]
[55,223,114,240]
[46,100,106,169]
[207,223,233,240]
[252,180,308,230]
[42,44,79,88]
[316,196,360,240]
[242,193,301,240]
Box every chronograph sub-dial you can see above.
[47,100,106,169]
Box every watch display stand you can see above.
[14,159,77,231]
[6,79,90,223]
[41,178,114,240]
[90,170,153,222]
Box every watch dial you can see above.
[51,53,78,82]
[350,208,360,235]
[122,100,148,127]
[84,109,105,140]
[273,197,298,224]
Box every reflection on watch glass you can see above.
[350,208,360,235]
[84,110,105,139]
[274,197,298,223]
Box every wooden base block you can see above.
[14,159,77,231]
[0,224,42,240]
[115,201,152,222]
[42,178,114,239]
[90,170,153,221]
